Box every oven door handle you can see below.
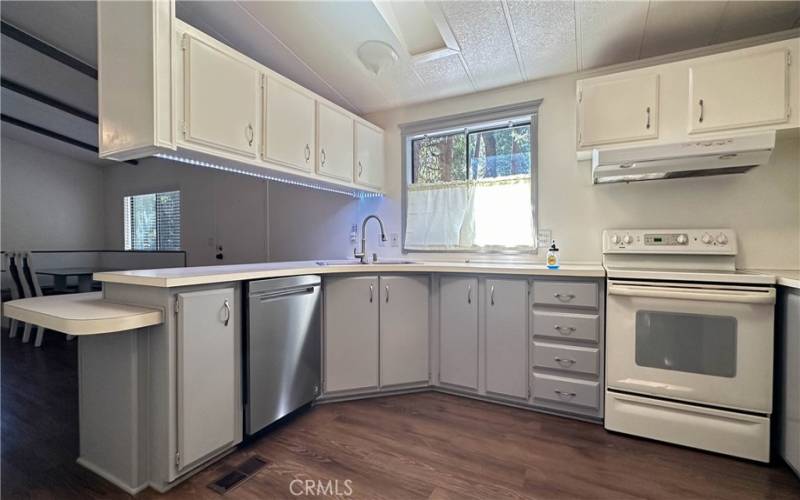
[608,283,775,304]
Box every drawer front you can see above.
[533,342,599,376]
[533,281,598,309]
[532,373,600,409]
[533,310,599,343]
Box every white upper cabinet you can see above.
[182,35,260,158]
[577,73,659,147]
[355,121,384,190]
[316,102,354,182]
[264,76,316,172]
[688,48,790,134]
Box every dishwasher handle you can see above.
[255,286,318,302]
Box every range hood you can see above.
[592,131,775,184]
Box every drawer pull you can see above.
[553,293,576,301]
[554,389,576,400]
[553,356,576,366]
[553,325,576,335]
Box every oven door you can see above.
[606,280,775,413]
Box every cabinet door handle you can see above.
[358,160,363,177]
[490,285,495,306]
[553,293,575,301]
[369,283,374,303]
[320,148,326,166]
[554,390,576,400]
[698,99,704,123]
[645,107,651,130]
[554,325,576,335]
[385,284,390,303]
[245,123,254,146]
[222,299,231,326]
[467,284,472,304]
[553,356,576,366]
[304,144,311,162]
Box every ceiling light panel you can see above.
[639,1,727,58]
[508,0,578,80]
[440,1,523,89]
[373,0,460,63]
[576,0,649,70]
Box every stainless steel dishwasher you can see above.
[245,275,321,435]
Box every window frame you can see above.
[400,99,541,255]
[123,189,182,251]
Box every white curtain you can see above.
[405,176,534,251]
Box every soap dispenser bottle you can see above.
[546,241,560,269]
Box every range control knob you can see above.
[610,234,621,245]
[676,234,688,245]
[716,233,729,245]
[622,234,634,245]
[701,233,713,244]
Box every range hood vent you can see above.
[592,131,775,184]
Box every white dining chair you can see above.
[21,252,50,347]
[3,252,23,338]
[7,251,35,342]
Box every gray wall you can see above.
[1,136,105,251]
[101,157,269,267]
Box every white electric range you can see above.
[602,228,776,462]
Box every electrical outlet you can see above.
[537,229,552,249]
[349,224,358,243]
[390,233,400,247]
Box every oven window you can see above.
[635,311,737,377]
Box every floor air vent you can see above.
[208,456,269,494]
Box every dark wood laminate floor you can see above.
[3,330,800,499]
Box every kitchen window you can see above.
[123,190,181,251]
[402,101,539,253]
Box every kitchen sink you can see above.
[315,259,417,266]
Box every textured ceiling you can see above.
[2,0,800,117]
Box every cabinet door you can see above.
[324,276,379,393]
[183,35,259,158]
[780,291,800,472]
[577,73,659,147]
[354,121,384,190]
[485,278,529,400]
[380,275,430,387]
[439,276,479,390]
[264,76,316,172]
[689,48,789,134]
[317,102,354,182]
[177,288,237,471]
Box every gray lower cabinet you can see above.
[323,275,379,393]
[176,288,238,471]
[439,276,479,390]
[485,278,529,400]
[530,279,605,419]
[380,275,430,387]
[778,287,800,477]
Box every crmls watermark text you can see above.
[289,479,353,496]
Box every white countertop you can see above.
[2,292,164,335]
[742,269,800,290]
[94,260,606,288]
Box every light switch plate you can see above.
[537,229,552,250]
[390,233,400,247]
